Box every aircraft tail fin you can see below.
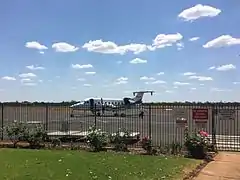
[131,90,154,103]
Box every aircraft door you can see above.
[89,98,94,110]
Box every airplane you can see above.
[69,90,154,117]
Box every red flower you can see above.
[142,136,149,140]
[199,130,208,137]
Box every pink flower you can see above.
[142,136,149,142]
[199,130,208,137]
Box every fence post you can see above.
[45,104,49,131]
[148,105,152,140]
[1,103,3,140]
[212,104,217,150]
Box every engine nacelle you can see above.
[123,97,131,105]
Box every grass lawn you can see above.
[0,148,201,180]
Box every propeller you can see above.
[100,98,104,114]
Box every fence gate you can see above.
[214,106,240,152]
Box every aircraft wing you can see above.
[105,104,117,108]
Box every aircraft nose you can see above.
[70,103,80,108]
[70,102,85,108]
[70,104,76,108]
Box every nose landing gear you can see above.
[139,111,144,119]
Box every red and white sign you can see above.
[192,108,208,123]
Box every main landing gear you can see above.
[113,112,126,117]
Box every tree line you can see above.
[0,100,240,106]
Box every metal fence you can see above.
[0,103,240,151]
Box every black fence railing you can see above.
[0,103,240,151]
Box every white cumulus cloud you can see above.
[173,81,190,86]
[85,71,96,75]
[183,72,196,76]
[1,76,16,81]
[140,76,155,81]
[117,77,128,81]
[176,42,184,50]
[121,43,149,54]
[77,78,86,81]
[189,37,200,41]
[203,35,240,48]
[82,39,149,55]
[188,75,213,81]
[216,64,236,71]
[26,65,45,70]
[19,73,36,78]
[211,88,232,92]
[83,33,183,55]
[83,84,92,87]
[157,72,164,75]
[151,33,183,49]
[25,41,48,50]
[145,80,166,85]
[178,4,221,21]
[20,78,32,83]
[52,42,79,52]
[72,64,93,69]
[115,77,128,84]
[129,58,147,64]
[208,66,216,70]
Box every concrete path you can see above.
[194,152,240,180]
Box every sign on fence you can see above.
[218,109,235,121]
[192,108,208,123]
[173,108,188,118]
[175,118,187,127]
[173,108,188,127]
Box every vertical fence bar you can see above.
[45,104,49,131]
[212,104,217,150]
[148,105,152,140]
[1,103,3,140]
[94,104,97,127]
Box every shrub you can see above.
[22,124,48,149]
[86,125,108,152]
[141,136,152,154]
[51,138,62,147]
[184,127,211,159]
[4,121,48,149]
[110,128,132,152]
[170,141,182,155]
[5,121,28,148]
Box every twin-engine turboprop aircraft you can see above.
[69,90,154,117]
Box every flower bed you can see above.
[184,127,214,159]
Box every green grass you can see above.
[0,148,201,180]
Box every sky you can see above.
[0,0,240,102]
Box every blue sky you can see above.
[0,0,240,102]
